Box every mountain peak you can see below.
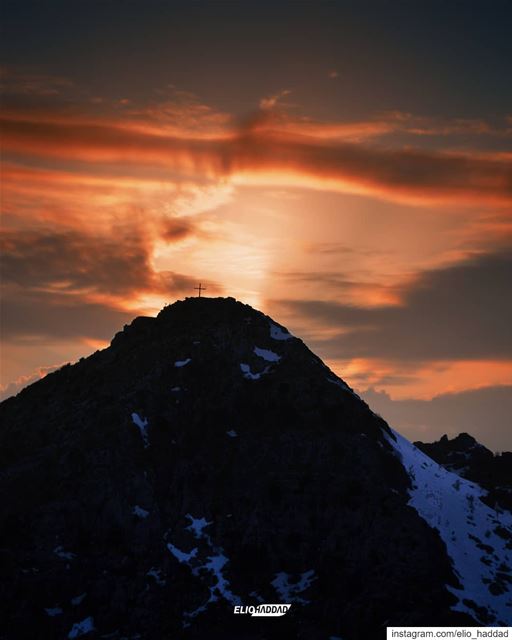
[110,296,294,351]
[156,295,261,323]
[1,300,511,638]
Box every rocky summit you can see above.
[415,433,512,512]
[0,297,511,639]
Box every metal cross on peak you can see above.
[194,283,206,297]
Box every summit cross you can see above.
[194,283,206,297]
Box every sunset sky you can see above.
[1,1,511,449]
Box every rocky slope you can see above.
[415,433,512,511]
[0,297,510,639]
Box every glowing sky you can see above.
[1,1,511,449]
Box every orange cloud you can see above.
[2,109,511,207]
[0,225,222,318]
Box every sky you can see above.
[1,0,511,450]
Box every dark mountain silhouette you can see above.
[415,433,512,511]
[0,297,510,639]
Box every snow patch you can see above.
[384,427,512,625]
[71,593,86,606]
[269,322,293,341]
[202,554,241,605]
[175,358,191,368]
[45,607,63,617]
[68,617,95,638]
[226,430,238,438]
[131,412,150,448]
[132,505,149,519]
[240,363,270,380]
[186,514,212,539]
[167,543,198,565]
[272,570,317,604]
[254,346,281,362]
[166,515,242,624]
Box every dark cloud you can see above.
[362,385,512,453]
[276,270,359,291]
[275,251,512,361]
[0,287,133,342]
[0,227,223,342]
[160,218,196,243]
[276,270,396,299]
[303,242,390,257]
[0,227,204,296]
[1,228,154,295]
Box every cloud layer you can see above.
[1,72,511,450]
[1,107,511,206]
[1,227,199,296]
[0,226,221,343]
[277,250,512,362]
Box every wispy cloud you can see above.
[273,250,512,361]
[2,72,511,407]
[0,226,202,296]
[2,108,511,206]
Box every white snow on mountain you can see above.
[269,322,293,341]
[254,346,281,362]
[68,616,95,639]
[240,363,270,380]
[384,427,512,625]
[167,543,198,564]
[131,413,150,448]
[70,593,86,606]
[186,514,213,539]
[132,505,149,519]
[166,515,242,625]
[175,358,192,368]
[201,553,241,605]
